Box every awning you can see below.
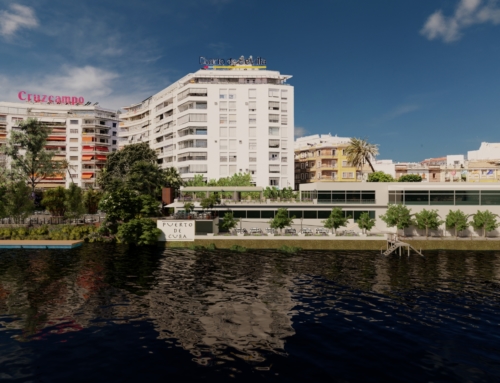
[82,136,93,142]
[82,155,94,160]
[48,136,66,141]
[96,146,108,152]
[44,175,64,180]
[96,155,107,160]
[81,173,94,179]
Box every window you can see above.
[249,164,257,175]
[112,132,117,136]
[220,165,228,175]
[112,123,117,128]
[282,155,288,163]
[249,114,256,124]
[249,152,257,162]
[229,114,236,124]
[70,156,78,161]
[220,89,227,99]
[100,121,106,125]
[220,153,228,162]
[70,129,78,134]
[248,89,256,99]
[229,127,237,137]
[70,138,78,142]
[281,140,288,150]
[220,127,227,137]
[219,101,227,111]
[269,139,280,148]
[269,177,279,186]
[342,160,348,166]
[281,90,288,99]
[229,101,236,111]
[228,89,236,99]
[269,126,280,136]
[281,165,288,174]
[70,120,78,124]
[269,164,280,173]
[342,172,354,179]
[229,139,237,150]
[281,115,288,125]
[269,114,279,123]
[269,89,279,98]
[269,152,279,161]
[249,139,257,150]
[220,139,228,150]
[229,152,237,162]
[248,101,256,111]
[70,147,78,152]
[220,114,227,124]
[281,102,288,112]
[112,140,117,145]
[269,101,280,110]
[249,127,256,137]
[229,165,237,175]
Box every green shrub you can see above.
[116,218,162,246]
[279,245,302,253]
[230,244,247,253]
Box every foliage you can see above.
[2,118,62,193]
[220,212,239,232]
[357,212,376,234]
[398,174,422,182]
[200,194,220,211]
[471,210,499,237]
[414,209,443,238]
[65,183,85,219]
[0,224,97,241]
[163,167,184,190]
[344,137,379,172]
[83,187,102,214]
[279,245,302,253]
[367,171,394,182]
[323,207,350,234]
[41,187,67,217]
[379,204,413,235]
[3,180,35,222]
[445,210,469,238]
[230,244,247,252]
[269,208,294,233]
[188,243,216,251]
[116,218,162,246]
[183,202,195,213]
[263,186,279,200]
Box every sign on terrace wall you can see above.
[157,220,195,242]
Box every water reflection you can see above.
[1,246,500,381]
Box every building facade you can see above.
[294,134,362,190]
[0,101,120,189]
[119,62,294,188]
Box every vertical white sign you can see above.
[157,220,196,241]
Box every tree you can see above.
[367,171,394,182]
[126,160,166,197]
[445,210,469,238]
[3,180,34,223]
[414,209,443,238]
[3,118,61,194]
[65,183,85,219]
[83,187,102,214]
[357,212,375,234]
[379,204,413,236]
[219,212,239,232]
[41,187,67,217]
[270,208,294,234]
[323,207,349,234]
[344,138,379,173]
[183,202,195,213]
[164,167,184,190]
[471,210,499,238]
[200,194,220,211]
[116,218,162,246]
[398,174,422,182]
[263,186,279,200]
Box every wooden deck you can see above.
[0,240,84,249]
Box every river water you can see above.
[0,245,499,382]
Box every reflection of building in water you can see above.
[145,252,296,358]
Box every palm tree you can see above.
[344,138,379,173]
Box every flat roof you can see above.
[180,186,264,192]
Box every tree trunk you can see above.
[455,227,457,238]
[426,226,428,238]
[366,157,375,173]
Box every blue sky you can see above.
[1,0,500,162]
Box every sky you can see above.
[1,0,500,162]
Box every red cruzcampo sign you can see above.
[18,91,85,105]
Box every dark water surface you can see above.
[1,245,500,382]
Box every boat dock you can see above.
[0,240,84,249]
[383,234,424,257]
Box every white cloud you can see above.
[294,126,310,139]
[0,4,38,38]
[421,0,500,42]
[384,104,420,120]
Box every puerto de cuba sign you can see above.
[157,220,195,241]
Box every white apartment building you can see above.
[0,101,119,189]
[119,62,294,188]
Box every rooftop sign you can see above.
[200,55,266,70]
[18,91,85,105]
